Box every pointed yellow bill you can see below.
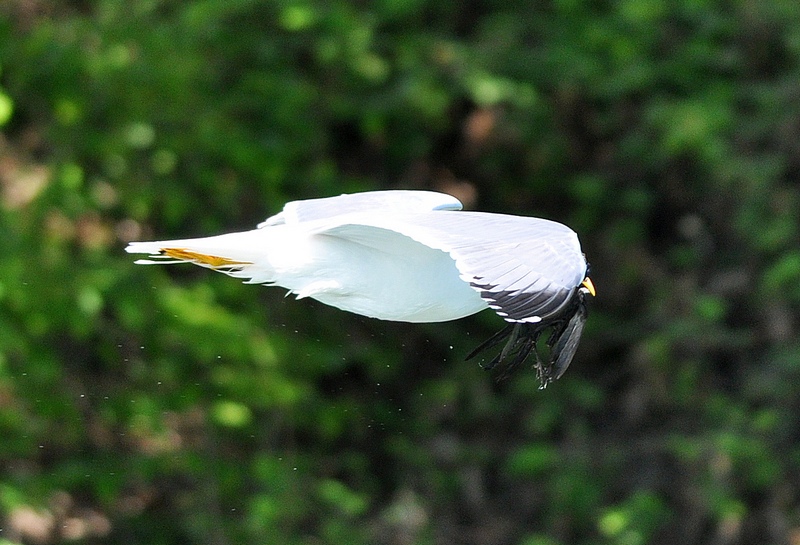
[581,277,596,297]
[162,248,252,268]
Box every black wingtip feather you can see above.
[466,290,589,386]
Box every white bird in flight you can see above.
[126,190,595,385]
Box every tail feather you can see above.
[126,245,253,267]
[125,230,277,283]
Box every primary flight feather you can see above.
[126,190,594,385]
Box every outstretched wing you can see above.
[316,210,587,324]
[259,190,463,227]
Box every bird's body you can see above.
[126,190,594,384]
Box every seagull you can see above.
[126,190,595,385]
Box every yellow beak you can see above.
[581,277,596,297]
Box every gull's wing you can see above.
[317,210,587,324]
[259,190,462,227]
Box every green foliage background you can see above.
[2,1,800,544]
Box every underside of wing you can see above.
[258,190,463,227]
[315,210,587,324]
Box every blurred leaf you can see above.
[318,478,369,517]
[0,90,13,126]
[506,443,558,477]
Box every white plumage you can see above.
[126,190,586,322]
[126,190,594,382]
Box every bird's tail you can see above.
[125,229,276,284]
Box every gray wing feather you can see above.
[552,302,588,380]
[314,210,587,323]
